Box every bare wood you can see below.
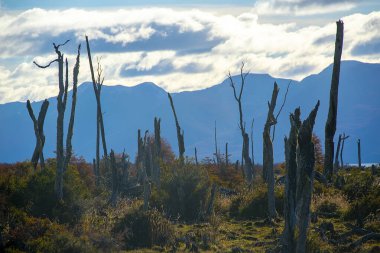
[85,36,108,160]
[340,133,349,167]
[63,44,81,172]
[168,92,185,161]
[334,134,342,171]
[324,20,344,179]
[263,82,279,218]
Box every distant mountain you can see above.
[0,60,379,163]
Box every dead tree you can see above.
[85,36,108,175]
[282,101,320,253]
[206,184,218,217]
[109,150,118,206]
[263,82,279,219]
[26,99,49,170]
[324,20,344,179]
[214,121,220,167]
[334,134,342,171]
[340,133,349,168]
[168,93,185,161]
[228,63,253,184]
[33,41,81,200]
[225,142,229,168]
[357,139,362,169]
[153,117,161,186]
[250,119,255,169]
[195,147,199,166]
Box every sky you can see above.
[0,0,379,103]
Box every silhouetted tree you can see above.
[324,20,344,179]
[168,92,185,162]
[33,41,81,201]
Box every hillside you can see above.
[0,60,379,163]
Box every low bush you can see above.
[113,207,174,249]
[312,193,349,216]
[229,184,284,219]
[150,161,211,222]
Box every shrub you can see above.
[344,186,380,225]
[150,161,211,222]
[342,169,374,201]
[312,193,349,216]
[9,163,91,224]
[113,207,174,249]
[229,184,284,219]
[4,208,94,253]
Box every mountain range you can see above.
[0,60,379,164]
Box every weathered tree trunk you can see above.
[109,150,118,206]
[85,36,108,162]
[153,117,161,186]
[63,45,80,173]
[282,101,320,253]
[33,40,80,201]
[324,20,344,179]
[228,63,253,184]
[195,147,199,166]
[225,142,229,168]
[263,82,279,218]
[334,134,342,172]
[295,101,320,253]
[168,93,185,161]
[26,99,49,170]
[206,184,217,217]
[340,133,349,168]
[357,139,362,169]
[282,108,301,253]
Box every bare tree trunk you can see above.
[282,108,301,253]
[225,142,229,168]
[168,93,185,161]
[263,82,279,218]
[26,99,49,170]
[334,134,342,172]
[282,101,320,253]
[295,101,320,253]
[33,39,80,201]
[340,133,349,168]
[63,45,80,173]
[228,63,253,184]
[153,117,161,186]
[206,184,217,217]
[195,147,199,166]
[85,36,108,161]
[357,139,362,169]
[324,20,344,179]
[109,150,118,206]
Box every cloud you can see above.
[0,8,380,103]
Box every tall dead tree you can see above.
[194,147,199,166]
[228,63,253,184]
[109,150,118,206]
[33,41,81,200]
[357,139,362,169]
[26,99,49,170]
[153,117,161,186]
[340,133,349,168]
[282,101,320,253]
[85,36,108,175]
[168,93,185,162]
[263,82,279,219]
[324,20,344,179]
[334,134,342,171]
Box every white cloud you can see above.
[0,8,379,103]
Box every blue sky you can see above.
[0,0,379,103]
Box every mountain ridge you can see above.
[0,60,379,163]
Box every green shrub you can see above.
[342,169,374,201]
[312,193,349,216]
[113,207,174,249]
[9,163,91,224]
[150,161,211,222]
[344,186,380,224]
[4,208,94,253]
[229,184,284,219]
